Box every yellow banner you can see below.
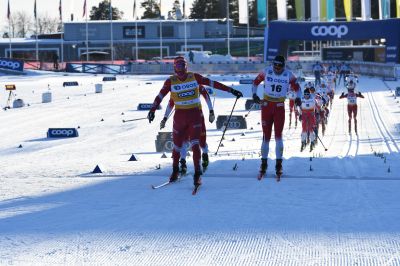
[320,0,327,21]
[343,0,352,21]
[295,0,305,20]
[397,0,400,17]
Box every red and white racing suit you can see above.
[252,66,300,159]
[150,72,230,171]
[163,85,213,157]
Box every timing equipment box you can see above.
[137,103,161,110]
[155,132,173,152]
[47,128,79,138]
[216,115,247,130]
[245,99,262,110]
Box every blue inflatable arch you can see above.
[264,19,400,64]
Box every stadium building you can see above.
[0,19,264,62]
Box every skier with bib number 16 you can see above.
[251,55,301,181]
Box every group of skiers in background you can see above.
[147,55,364,189]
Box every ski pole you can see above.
[122,117,147,123]
[317,134,328,151]
[215,97,239,156]
[244,102,257,117]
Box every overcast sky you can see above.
[1,0,193,31]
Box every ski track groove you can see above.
[368,92,400,152]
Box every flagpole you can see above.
[134,0,138,61]
[60,0,64,64]
[184,0,187,52]
[85,1,89,61]
[227,0,230,56]
[159,0,163,60]
[110,0,114,63]
[36,18,38,61]
[247,0,250,60]
[8,0,12,58]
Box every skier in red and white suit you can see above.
[148,56,242,186]
[299,88,317,152]
[287,87,299,128]
[339,80,364,134]
[251,55,301,177]
[160,85,215,173]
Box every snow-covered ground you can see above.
[0,70,400,265]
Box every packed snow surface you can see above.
[0,70,400,265]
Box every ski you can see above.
[151,175,184,189]
[192,184,201,195]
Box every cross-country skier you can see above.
[251,55,301,180]
[299,88,317,152]
[147,56,242,189]
[339,79,364,134]
[159,85,215,174]
[287,86,299,128]
[312,61,324,86]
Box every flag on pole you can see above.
[133,0,136,19]
[295,0,305,20]
[183,0,185,18]
[326,0,336,21]
[7,0,11,20]
[320,0,327,21]
[343,0,352,21]
[257,0,267,24]
[83,0,87,17]
[59,0,62,21]
[239,0,248,24]
[34,0,37,19]
[277,0,287,20]
[397,0,400,17]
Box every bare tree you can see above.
[15,11,33,37]
[2,13,18,38]
[37,14,59,34]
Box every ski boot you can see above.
[179,159,187,175]
[275,159,283,181]
[201,153,209,170]
[310,141,315,152]
[169,166,180,182]
[257,158,268,180]
[192,170,202,195]
[300,141,306,152]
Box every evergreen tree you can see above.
[89,0,123,20]
[141,0,161,19]
[190,0,221,19]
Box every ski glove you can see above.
[147,111,155,123]
[160,117,167,129]
[230,88,243,98]
[295,97,302,107]
[209,110,215,123]
[252,93,261,104]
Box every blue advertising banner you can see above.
[0,58,24,72]
[265,19,400,64]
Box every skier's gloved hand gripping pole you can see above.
[215,88,242,156]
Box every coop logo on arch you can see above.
[311,25,348,38]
